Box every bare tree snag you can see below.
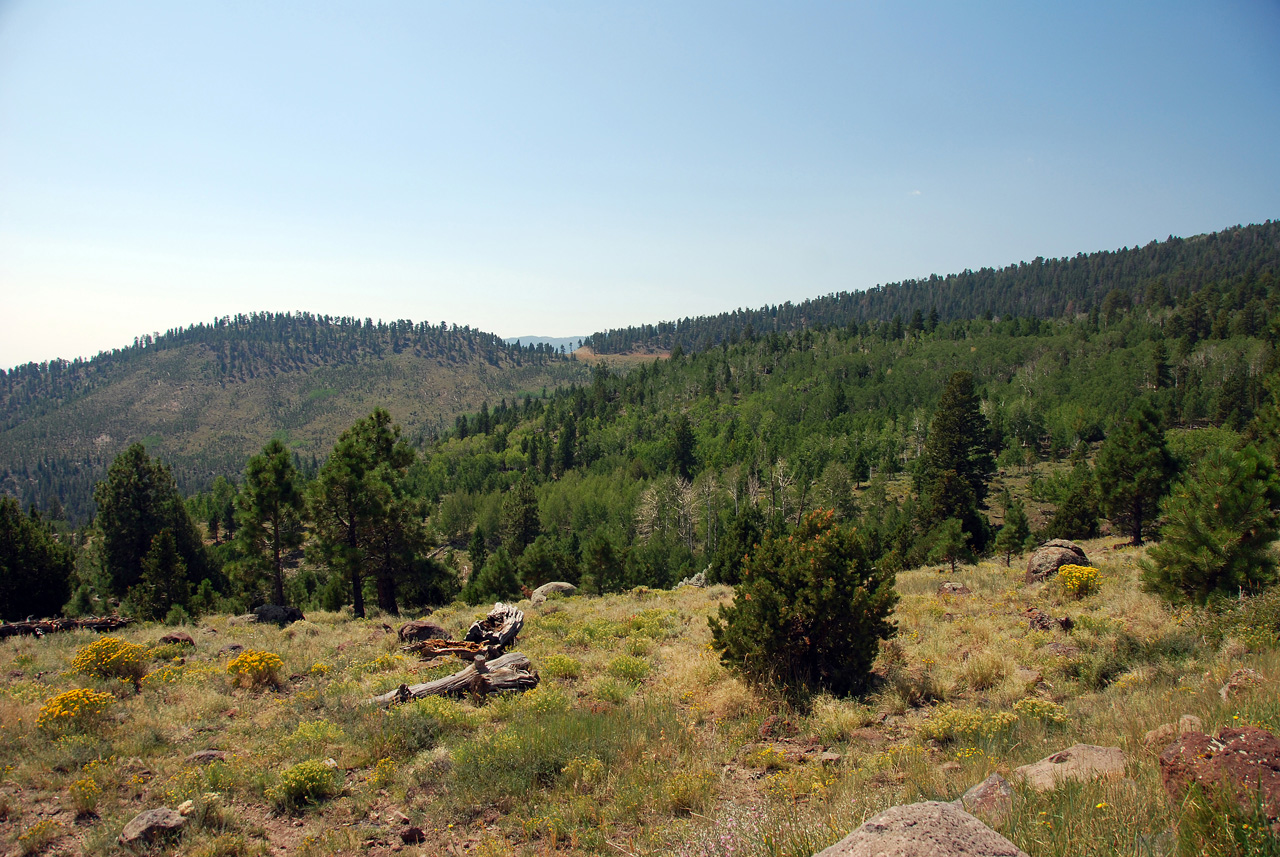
[402,638,494,661]
[368,652,538,706]
[464,602,523,649]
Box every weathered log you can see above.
[0,615,134,639]
[464,602,524,649]
[368,652,538,706]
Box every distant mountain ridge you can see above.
[584,221,1280,354]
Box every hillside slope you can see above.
[0,314,586,520]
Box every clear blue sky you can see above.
[2,1,1278,368]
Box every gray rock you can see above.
[813,801,1027,857]
[1025,540,1089,584]
[1014,744,1126,791]
[1142,714,1203,750]
[953,773,1014,825]
[118,807,186,846]
[531,582,577,604]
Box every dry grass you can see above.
[2,540,1278,855]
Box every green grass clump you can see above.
[917,703,1017,744]
[606,654,651,683]
[269,759,342,811]
[541,653,583,679]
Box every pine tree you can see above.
[134,529,192,622]
[916,371,995,548]
[1142,445,1280,604]
[500,477,541,557]
[94,444,208,599]
[461,547,521,605]
[994,499,1031,566]
[1095,401,1175,545]
[927,517,972,573]
[0,498,73,621]
[236,439,305,606]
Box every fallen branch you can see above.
[368,652,539,706]
[0,615,134,639]
[401,638,497,661]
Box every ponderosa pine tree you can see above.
[1142,445,1280,604]
[0,498,73,621]
[236,439,305,606]
[1095,401,1175,546]
[310,409,417,617]
[500,476,540,557]
[133,529,192,622]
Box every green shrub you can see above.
[268,760,342,811]
[710,510,897,698]
[917,703,1017,744]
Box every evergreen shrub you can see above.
[709,510,897,698]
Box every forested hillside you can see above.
[0,314,585,522]
[584,222,1280,354]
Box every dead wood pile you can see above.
[0,616,134,639]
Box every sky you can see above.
[1,1,1278,368]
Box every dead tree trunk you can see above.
[464,602,524,649]
[368,652,538,707]
[0,616,134,639]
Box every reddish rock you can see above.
[937,582,971,596]
[954,773,1014,825]
[185,750,226,765]
[1025,540,1089,583]
[397,619,448,643]
[158,631,194,646]
[1159,727,1280,819]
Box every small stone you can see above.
[937,582,971,596]
[118,808,186,846]
[401,826,427,844]
[954,773,1014,825]
[389,809,411,826]
[159,631,195,646]
[820,751,843,764]
[185,750,226,765]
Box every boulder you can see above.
[812,801,1027,857]
[1142,715,1203,750]
[953,773,1014,825]
[158,631,195,647]
[397,619,448,643]
[1014,744,1126,791]
[254,604,305,626]
[531,582,577,604]
[1219,667,1264,701]
[118,807,187,846]
[185,750,226,765]
[1025,540,1089,584]
[1159,727,1280,820]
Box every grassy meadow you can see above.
[2,539,1278,856]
